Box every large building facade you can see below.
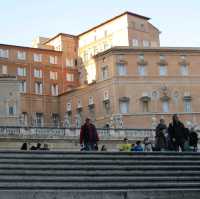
[0,11,199,128]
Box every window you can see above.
[132,39,139,47]
[50,71,58,80]
[49,56,57,64]
[0,49,9,58]
[159,65,167,76]
[180,64,188,76]
[66,59,74,67]
[160,54,165,61]
[67,102,72,112]
[35,113,43,127]
[33,54,42,62]
[21,112,28,126]
[52,113,59,127]
[142,101,149,112]
[143,40,150,47]
[1,65,7,74]
[162,100,169,113]
[51,84,58,96]
[66,73,74,82]
[17,67,26,76]
[8,106,15,116]
[119,101,129,114]
[17,51,26,60]
[35,82,43,95]
[117,64,127,76]
[101,66,108,80]
[34,69,42,78]
[138,65,147,76]
[138,54,144,61]
[19,80,26,93]
[184,100,191,112]
[89,96,94,105]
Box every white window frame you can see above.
[66,73,74,82]
[117,64,127,76]
[162,100,169,113]
[49,56,58,64]
[119,101,129,114]
[101,66,108,80]
[17,67,26,76]
[0,49,9,58]
[138,65,147,76]
[19,80,26,93]
[159,65,167,76]
[35,82,43,95]
[132,39,139,47]
[50,71,58,80]
[143,40,150,47]
[184,99,192,113]
[1,65,7,74]
[180,64,188,76]
[34,69,42,78]
[17,51,26,60]
[33,54,42,62]
[51,84,58,96]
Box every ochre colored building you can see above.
[0,11,199,128]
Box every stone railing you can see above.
[0,126,155,141]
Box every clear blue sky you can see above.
[0,0,200,47]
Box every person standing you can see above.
[155,119,167,151]
[168,114,186,151]
[80,118,99,151]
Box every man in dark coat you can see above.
[168,114,185,151]
[80,118,99,151]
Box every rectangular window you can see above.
[162,100,169,113]
[1,65,7,74]
[180,64,188,76]
[66,73,74,81]
[51,84,58,96]
[0,49,9,58]
[138,65,147,76]
[132,39,139,47]
[17,51,26,60]
[33,54,42,62]
[17,67,26,76]
[143,40,150,47]
[35,113,43,127]
[66,58,74,67]
[34,69,42,78]
[19,80,26,93]
[184,100,191,112]
[8,106,15,116]
[49,56,58,64]
[142,101,149,112]
[119,101,129,114]
[35,82,43,95]
[52,113,59,127]
[117,64,127,76]
[50,71,58,80]
[138,54,144,61]
[101,66,108,80]
[159,65,167,76]
[160,54,165,61]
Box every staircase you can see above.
[0,151,199,199]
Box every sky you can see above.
[0,0,200,47]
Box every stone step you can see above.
[0,164,199,170]
[0,176,199,182]
[0,170,198,176]
[0,182,199,190]
[0,159,199,165]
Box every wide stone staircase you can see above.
[0,151,199,199]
